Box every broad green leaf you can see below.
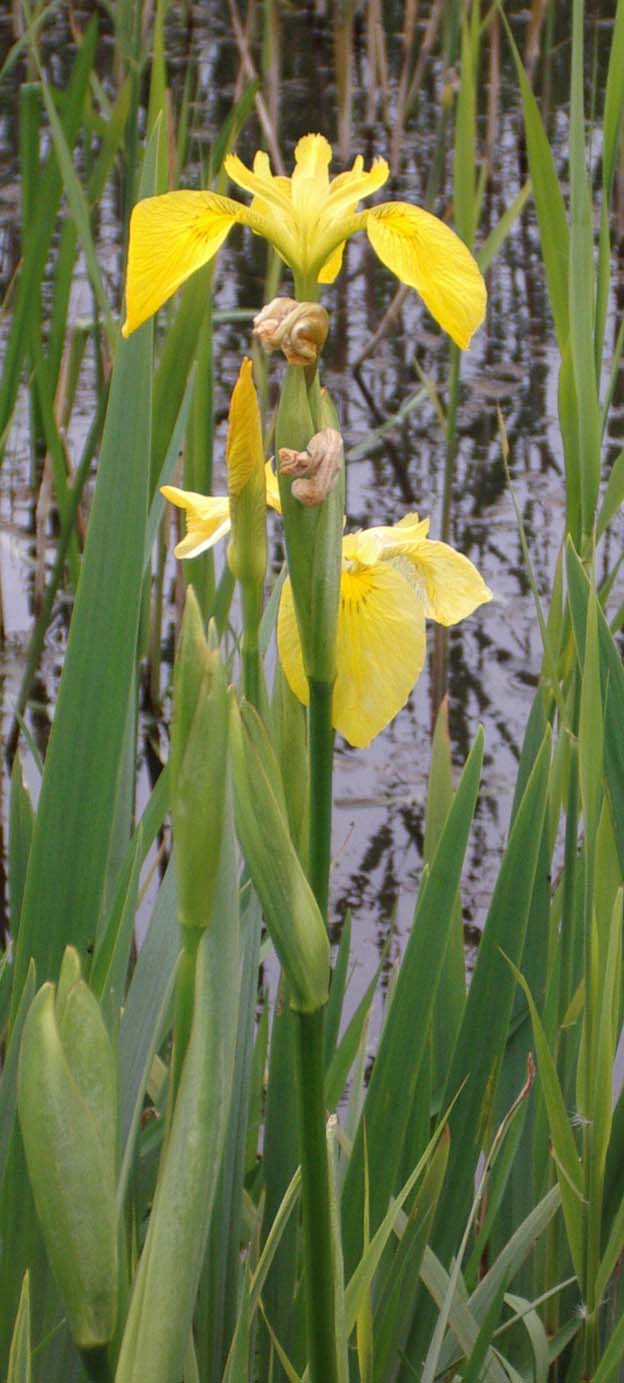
[602,0,624,200]
[568,0,601,533]
[372,1129,449,1383]
[431,732,551,1272]
[506,962,584,1281]
[117,859,179,1197]
[503,15,569,350]
[196,891,262,1380]
[341,729,483,1277]
[596,448,624,539]
[114,798,240,1383]
[591,1309,624,1383]
[10,125,158,1016]
[566,541,624,873]
[0,21,97,448]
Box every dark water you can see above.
[0,2,622,1005]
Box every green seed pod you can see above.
[17,964,118,1349]
[171,589,229,929]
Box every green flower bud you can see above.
[17,955,117,1350]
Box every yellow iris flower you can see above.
[123,133,486,349]
[161,482,491,750]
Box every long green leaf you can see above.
[11,127,159,1016]
[341,728,484,1278]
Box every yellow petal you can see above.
[365,202,487,349]
[277,562,427,749]
[226,359,264,496]
[122,191,246,336]
[407,540,493,625]
[348,516,429,567]
[224,152,293,217]
[276,576,310,708]
[333,561,426,746]
[291,134,332,220]
[161,486,230,559]
[293,133,333,181]
[326,156,389,219]
[318,241,347,283]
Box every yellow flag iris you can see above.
[161,479,491,749]
[277,515,492,747]
[123,133,486,348]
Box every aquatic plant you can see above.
[1,3,624,1383]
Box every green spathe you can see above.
[230,696,330,1012]
[275,367,343,686]
[17,963,117,1349]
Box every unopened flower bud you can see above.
[279,426,343,506]
[253,297,329,366]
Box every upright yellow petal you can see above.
[226,359,264,496]
[291,134,332,220]
[325,156,389,220]
[161,486,231,560]
[122,191,246,336]
[407,540,493,625]
[277,562,427,749]
[224,152,293,217]
[365,202,487,349]
[293,134,333,181]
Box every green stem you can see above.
[170,926,201,1109]
[295,1008,338,1383]
[308,679,335,919]
[293,677,337,1383]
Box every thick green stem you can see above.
[308,679,335,920]
[171,926,201,1108]
[295,1008,338,1383]
[293,677,337,1383]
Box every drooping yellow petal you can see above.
[277,562,427,749]
[406,539,493,625]
[365,202,487,349]
[349,516,429,567]
[122,191,246,336]
[161,486,231,560]
[226,359,264,496]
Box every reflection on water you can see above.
[0,3,622,998]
